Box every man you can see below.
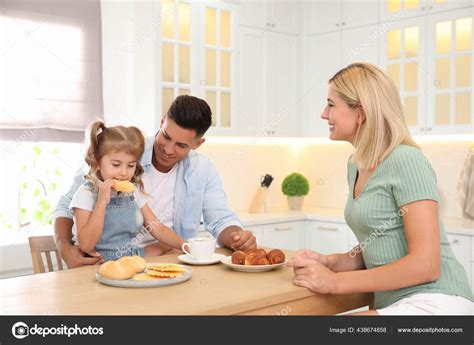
[54,95,256,268]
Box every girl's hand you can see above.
[286,258,337,294]
[97,179,115,206]
[292,249,330,268]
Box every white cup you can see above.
[181,237,216,261]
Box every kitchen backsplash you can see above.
[199,140,473,221]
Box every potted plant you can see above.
[281,172,310,211]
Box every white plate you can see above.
[96,263,193,288]
[220,256,286,273]
[177,253,225,265]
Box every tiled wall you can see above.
[199,140,473,220]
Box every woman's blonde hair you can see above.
[84,121,146,191]
[329,62,418,169]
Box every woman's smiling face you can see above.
[320,85,362,145]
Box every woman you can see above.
[287,63,473,315]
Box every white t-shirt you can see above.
[69,183,147,243]
[135,163,177,248]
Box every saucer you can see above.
[177,253,225,265]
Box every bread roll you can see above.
[99,255,146,280]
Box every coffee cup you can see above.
[181,237,216,261]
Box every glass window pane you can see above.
[162,44,174,82]
[388,0,401,13]
[162,88,174,115]
[455,93,471,124]
[178,3,191,42]
[205,49,216,86]
[435,94,451,125]
[205,7,217,46]
[179,88,190,96]
[388,63,401,91]
[387,30,401,60]
[220,10,231,48]
[436,21,452,54]
[221,92,231,127]
[220,51,231,88]
[178,45,190,84]
[405,62,418,91]
[404,27,419,57]
[404,96,418,126]
[435,57,450,89]
[404,0,419,9]
[455,55,471,88]
[456,17,472,51]
[206,91,217,126]
[161,0,175,40]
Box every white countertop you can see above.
[236,207,474,236]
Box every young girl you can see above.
[70,121,185,261]
[288,63,472,315]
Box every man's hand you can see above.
[229,230,257,252]
[218,226,257,252]
[61,244,103,269]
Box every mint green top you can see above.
[344,144,472,309]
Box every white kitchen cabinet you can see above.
[237,28,298,136]
[303,24,380,137]
[259,221,305,250]
[237,27,265,135]
[239,0,299,35]
[305,0,379,35]
[379,7,474,136]
[380,0,473,22]
[302,31,342,137]
[307,221,349,255]
[447,233,472,289]
[246,221,305,251]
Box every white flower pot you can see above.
[287,196,304,211]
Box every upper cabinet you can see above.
[159,0,237,135]
[380,0,474,21]
[380,6,473,135]
[304,0,379,35]
[239,0,299,35]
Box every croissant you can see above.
[231,251,246,265]
[247,248,267,257]
[267,249,285,264]
[99,255,146,280]
[113,179,136,193]
[244,252,270,265]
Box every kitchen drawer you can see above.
[307,221,348,255]
[447,233,472,287]
[259,221,305,251]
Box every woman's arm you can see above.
[141,204,185,250]
[327,247,366,272]
[290,200,440,294]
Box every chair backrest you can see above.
[28,235,64,274]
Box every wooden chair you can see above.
[28,235,64,274]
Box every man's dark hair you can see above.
[166,95,212,137]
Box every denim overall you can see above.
[85,181,145,261]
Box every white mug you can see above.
[181,237,216,261]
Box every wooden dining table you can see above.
[0,248,373,315]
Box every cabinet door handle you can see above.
[450,239,459,244]
[427,127,432,132]
[274,226,293,231]
[317,226,338,232]
[341,22,346,26]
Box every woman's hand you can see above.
[97,179,115,206]
[286,257,337,294]
[293,249,331,268]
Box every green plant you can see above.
[281,173,310,196]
